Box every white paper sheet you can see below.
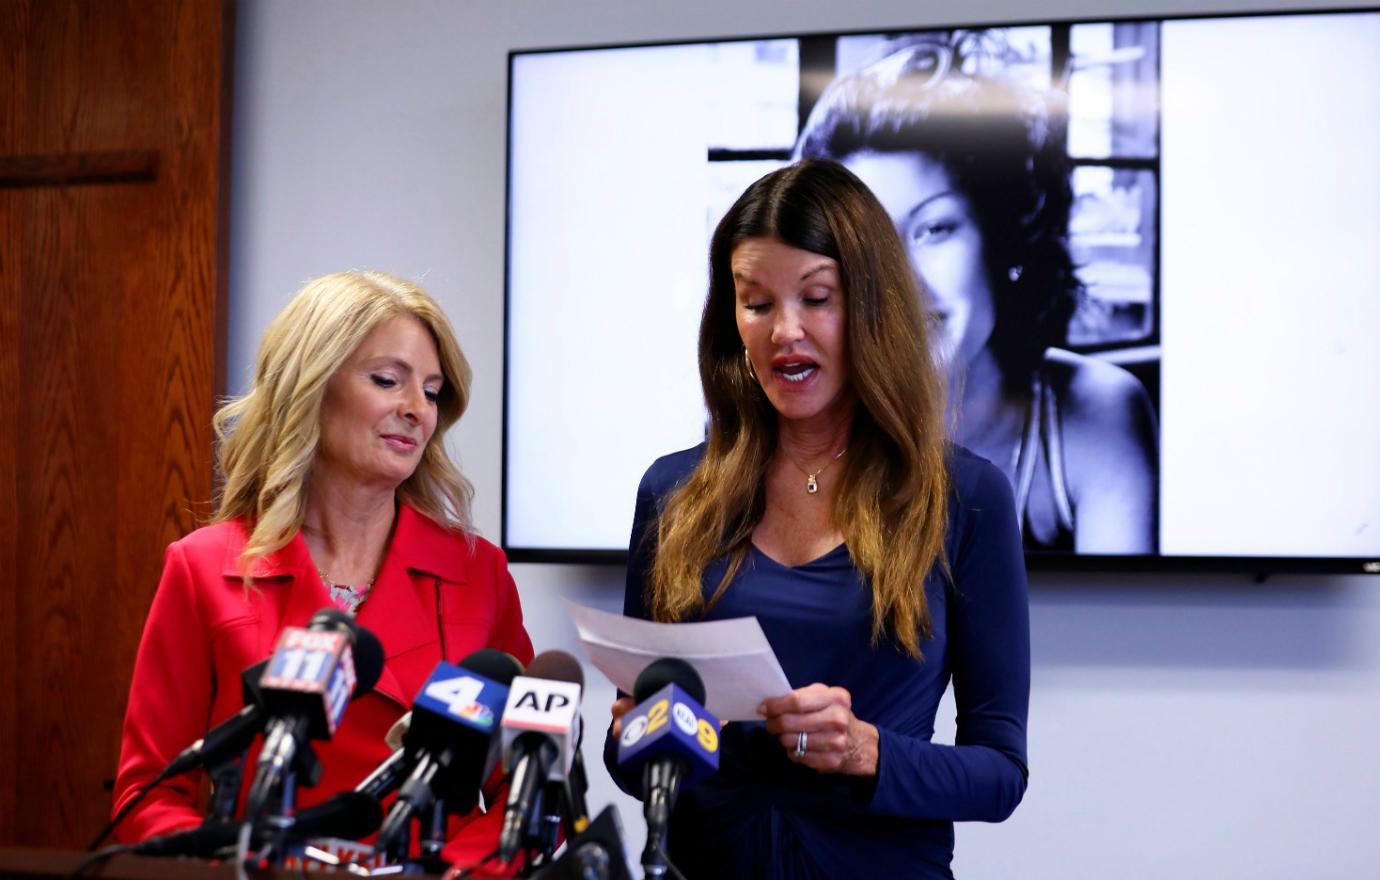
[562,599,792,721]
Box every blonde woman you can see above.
[113,272,532,865]
[606,162,1029,879]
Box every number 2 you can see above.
[645,698,669,734]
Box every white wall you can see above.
[229,1,1380,876]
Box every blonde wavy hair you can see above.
[649,161,950,659]
[213,271,474,581]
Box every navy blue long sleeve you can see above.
[604,443,1030,879]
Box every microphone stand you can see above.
[413,798,450,874]
[205,750,249,823]
[535,781,563,863]
[255,770,299,867]
[515,780,586,878]
[377,814,411,867]
[507,784,549,878]
[640,762,682,880]
[377,783,458,873]
[253,745,321,867]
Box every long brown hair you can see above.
[649,160,950,659]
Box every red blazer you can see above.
[113,504,534,869]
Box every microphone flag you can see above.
[500,676,583,778]
[616,682,720,788]
[260,625,356,738]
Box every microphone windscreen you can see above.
[309,607,358,633]
[295,791,384,840]
[351,626,386,694]
[240,659,269,706]
[459,648,524,686]
[634,657,705,705]
[525,650,584,688]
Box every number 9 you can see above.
[696,718,719,752]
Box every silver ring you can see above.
[794,731,808,757]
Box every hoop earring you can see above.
[743,348,758,383]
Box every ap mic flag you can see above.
[497,650,585,861]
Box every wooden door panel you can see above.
[0,0,231,847]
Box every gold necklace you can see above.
[782,447,847,494]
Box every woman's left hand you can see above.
[760,683,879,777]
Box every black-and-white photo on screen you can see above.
[505,12,1380,567]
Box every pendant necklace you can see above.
[320,569,375,616]
[784,446,847,494]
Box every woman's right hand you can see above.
[610,696,636,737]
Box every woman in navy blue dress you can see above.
[606,159,1030,879]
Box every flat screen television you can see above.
[503,9,1380,574]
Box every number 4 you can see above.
[424,675,484,716]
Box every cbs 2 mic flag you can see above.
[617,683,720,786]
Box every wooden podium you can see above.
[1,848,237,880]
[0,847,367,880]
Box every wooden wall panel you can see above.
[0,0,231,847]
[0,55,19,844]
[0,0,32,844]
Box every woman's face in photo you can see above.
[842,150,996,368]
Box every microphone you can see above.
[616,658,720,879]
[162,660,270,779]
[244,609,385,819]
[373,649,523,861]
[349,712,412,802]
[89,661,275,850]
[496,650,584,862]
[385,711,411,750]
[354,747,408,802]
[133,791,383,857]
[527,805,631,880]
[566,721,593,833]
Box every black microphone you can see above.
[133,791,383,857]
[354,747,408,801]
[244,609,385,820]
[162,660,270,779]
[86,661,278,852]
[527,805,631,880]
[350,710,413,801]
[497,650,585,863]
[566,719,592,833]
[373,649,523,861]
[616,658,720,879]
